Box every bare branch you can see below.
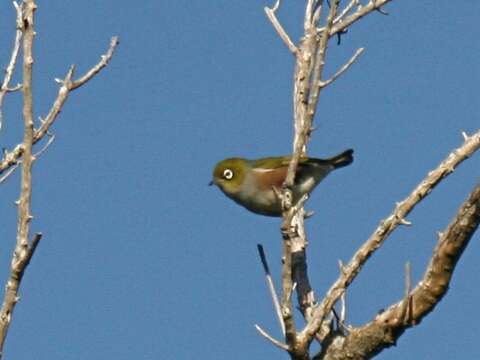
[0,1,38,355]
[300,129,480,346]
[398,262,412,325]
[33,132,55,159]
[0,164,18,185]
[305,0,323,32]
[285,0,340,191]
[34,64,75,140]
[275,2,363,357]
[334,0,359,24]
[71,36,119,89]
[0,36,119,176]
[262,1,479,359]
[318,182,480,359]
[257,244,285,336]
[255,324,290,351]
[2,84,22,93]
[304,0,339,128]
[292,246,316,317]
[339,291,346,325]
[0,6,118,358]
[276,6,343,357]
[0,2,23,131]
[17,0,35,258]
[280,226,297,349]
[375,6,389,16]
[284,194,309,224]
[312,2,323,25]
[264,2,297,54]
[329,0,394,37]
[380,183,480,327]
[319,47,364,88]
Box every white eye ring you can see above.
[223,169,234,180]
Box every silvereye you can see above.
[210,149,353,216]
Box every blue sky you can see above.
[0,1,478,359]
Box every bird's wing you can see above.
[252,166,288,191]
[253,156,311,169]
[252,157,314,191]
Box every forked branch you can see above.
[315,181,480,360]
[0,36,119,177]
[301,130,480,346]
[0,2,118,357]
[0,1,37,355]
[260,2,478,360]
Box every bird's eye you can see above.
[223,169,234,180]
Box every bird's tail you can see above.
[329,149,354,168]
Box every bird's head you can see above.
[210,158,248,196]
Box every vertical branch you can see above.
[0,3,116,358]
[281,1,342,350]
[276,2,342,357]
[275,1,372,355]
[286,0,339,187]
[0,1,40,356]
[280,230,297,346]
[306,0,339,120]
[18,1,35,250]
[279,10,319,341]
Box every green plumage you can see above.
[210,149,353,216]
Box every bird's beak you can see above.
[208,180,214,186]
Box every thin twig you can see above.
[71,36,119,89]
[264,2,297,54]
[0,2,23,131]
[257,244,285,336]
[0,164,18,185]
[319,47,364,88]
[304,0,318,32]
[316,0,358,35]
[398,261,412,324]
[329,0,393,36]
[290,282,298,301]
[312,1,324,28]
[33,132,55,159]
[0,36,119,176]
[376,6,389,16]
[340,291,346,325]
[254,324,290,351]
[334,0,359,24]
[305,0,339,124]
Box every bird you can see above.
[210,149,353,216]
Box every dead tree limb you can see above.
[0,2,118,357]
